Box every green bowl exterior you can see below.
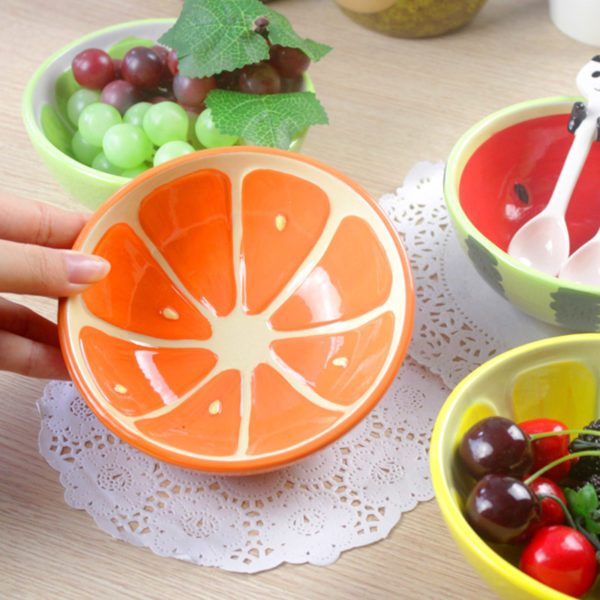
[22,19,311,211]
[430,333,600,600]
[444,96,600,332]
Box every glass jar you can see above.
[333,0,488,38]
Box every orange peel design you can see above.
[59,148,414,473]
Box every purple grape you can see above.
[121,46,163,90]
[459,416,533,479]
[215,69,240,90]
[167,48,179,76]
[101,79,141,115]
[269,45,310,79]
[466,474,540,543]
[72,48,115,90]
[172,74,216,109]
[280,76,304,93]
[151,45,173,88]
[238,62,281,95]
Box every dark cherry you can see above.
[459,416,533,479]
[466,474,541,543]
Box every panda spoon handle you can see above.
[507,57,600,276]
[506,115,595,275]
[547,114,596,214]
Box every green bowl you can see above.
[444,96,600,332]
[22,19,312,211]
[430,333,600,599]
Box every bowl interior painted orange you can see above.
[59,147,414,473]
[459,112,600,255]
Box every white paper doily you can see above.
[37,160,565,573]
[379,160,569,389]
[38,357,444,572]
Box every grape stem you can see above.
[253,16,269,34]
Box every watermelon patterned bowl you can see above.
[58,146,414,474]
[444,96,600,332]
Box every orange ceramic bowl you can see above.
[59,147,415,474]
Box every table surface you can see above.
[1,0,592,598]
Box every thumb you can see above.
[0,239,110,297]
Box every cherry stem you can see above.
[525,450,600,485]
[537,493,600,553]
[529,428,600,440]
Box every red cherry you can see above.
[520,526,598,597]
[519,418,573,481]
[513,477,566,543]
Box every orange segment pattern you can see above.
[79,327,218,417]
[269,216,393,331]
[247,364,342,456]
[83,223,212,340]
[270,312,395,406]
[240,169,330,314]
[136,370,242,457]
[139,169,236,316]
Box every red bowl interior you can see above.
[459,112,600,255]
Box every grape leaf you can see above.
[206,89,328,149]
[158,0,332,79]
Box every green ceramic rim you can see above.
[443,95,600,293]
[22,19,174,187]
[22,18,313,187]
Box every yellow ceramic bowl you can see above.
[59,146,414,474]
[430,333,600,600]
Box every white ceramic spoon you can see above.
[559,226,600,285]
[508,57,600,276]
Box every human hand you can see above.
[0,192,110,379]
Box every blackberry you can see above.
[568,419,600,482]
[574,473,600,499]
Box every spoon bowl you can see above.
[559,227,600,286]
[508,57,600,276]
[507,213,570,275]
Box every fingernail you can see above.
[64,252,110,284]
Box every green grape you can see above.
[153,140,195,167]
[122,163,151,178]
[184,109,205,150]
[67,89,101,127]
[142,101,189,146]
[124,102,152,128]
[195,108,239,148]
[79,102,122,147]
[102,123,153,169]
[71,130,100,166]
[91,151,122,175]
